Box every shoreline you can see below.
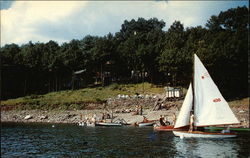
[1,104,249,128]
[1,109,177,125]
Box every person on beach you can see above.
[132,106,139,115]
[139,105,142,115]
[106,113,111,119]
[188,112,195,132]
[101,113,105,122]
[91,114,97,124]
[143,116,148,123]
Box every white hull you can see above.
[96,122,122,126]
[173,131,237,138]
[86,122,95,127]
[138,122,155,127]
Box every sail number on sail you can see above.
[213,98,221,102]
[201,72,209,79]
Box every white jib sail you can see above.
[174,83,193,128]
[194,54,239,126]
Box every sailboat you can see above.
[173,54,240,138]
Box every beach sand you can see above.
[1,104,249,128]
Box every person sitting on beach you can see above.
[143,116,149,123]
[131,106,139,115]
[91,114,96,124]
[101,113,105,121]
[159,115,166,126]
[106,113,111,119]
[86,118,90,125]
[135,105,139,114]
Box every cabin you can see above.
[164,87,183,100]
[72,69,86,89]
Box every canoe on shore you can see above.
[95,122,122,126]
[138,121,155,127]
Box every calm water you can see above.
[1,122,250,158]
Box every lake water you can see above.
[1,122,249,158]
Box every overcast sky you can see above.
[0,1,248,46]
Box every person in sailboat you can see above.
[159,115,166,126]
[164,115,170,125]
[188,111,195,132]
[172,113,176,125]
[221,126,231,133]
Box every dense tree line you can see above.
[1,6,248,100]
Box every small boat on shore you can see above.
[95,122,122,126]
[138,121,155,127]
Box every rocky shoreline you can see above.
[1,97,249,128]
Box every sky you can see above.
[0,0,248,46]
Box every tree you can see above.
[158,21,187,86]
[0,43,21,65]
[118,17,166,83]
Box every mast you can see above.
[192,54,195,114]
[191,54,196,129]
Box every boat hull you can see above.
[204,127,250,131]
[138,122,155,127]
[154,125,175,131]
[173,131,237,138]
[96,122,122,126]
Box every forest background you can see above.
[1,6,248,100]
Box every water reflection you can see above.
[174,137,239,158]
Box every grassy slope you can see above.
[228,97,249,108]
[1,83,248,110]
[1,83,164,110]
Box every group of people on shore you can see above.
[79,114,97,126]
[79,111,114,126]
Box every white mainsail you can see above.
[174,83,193,128]
[194,54,239,126]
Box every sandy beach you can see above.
[1,100,249,128]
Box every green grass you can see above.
[1,82,164,110]
[2,83,247,110]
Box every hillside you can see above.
[1,83,165,110]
